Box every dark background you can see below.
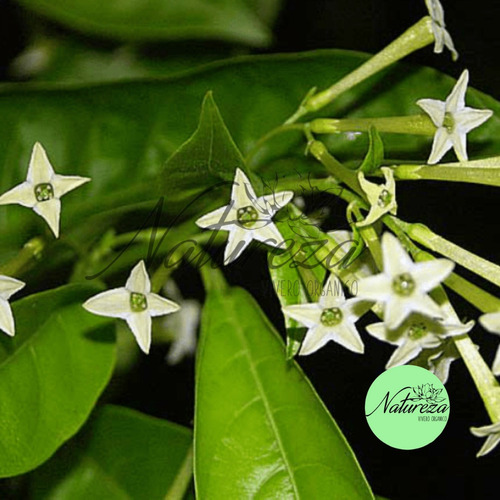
[1,1,500,499]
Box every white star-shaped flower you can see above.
[195,168,293,265]
[479,312,500,375]
[83,261,180,354]
[357,233,454,329]
[0,275,25,337]
[0,142,90,238]
[357,167,397,227]
[162,280,200,365]
[282,274,365,355]
[366,312,473,371]
[470,421,500,457]
[425,0,458,60]
[417,70,493,164]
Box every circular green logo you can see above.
[365,365,450,450]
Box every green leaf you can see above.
[10,35,236,83]
[359,126,384,174]
[195,286,374,499]
[14,0,272,46]
[0,284,115,478]
[1,50,499,259]
[31,405,193,500]
[161,91,247,208]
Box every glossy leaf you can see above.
[15,0,273,47]
[31,405,193,500]
[195,286,374,499]
[1,50,499,260]
[161,91,246,208]
[0,284,115,478]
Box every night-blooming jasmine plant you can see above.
[0,142,90,237]
[417,70,493,164]
[195,168,293,265]
[357,167,397,227]
[366,311,473,372]
[357,233,454,329]
[425,0,458,61]
[479,312,500,375]
[0,275,25,337]
[282,274,365,355]
[470,421,500,457]
[83,261,180,354]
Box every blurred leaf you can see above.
[1,50,499,260]
[15,0,273,47]
[10,36,238,83]
[195,286,374,498]
[0,284,115,478]
[359,126,384,174]
[161,91,246,208]
[31,405,193,500]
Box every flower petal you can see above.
[329,321,364,354]
[0,298,16,336]
[33,198,61,237]
[357,274,392,302]
[223,227,252,265]
[0,181,36,208]
[446,70,468,112]
[408,293,444,322]
[384,297,413,330]
[386,340,422,368]
[412,259,454,292]
[455,107,493,134]
[126,311,152,354]
[251,221,286,247]
[450,129,468,162]
[195,204,235,230]
[231,168,258,208]
[492,346,500,377]
[417,98,445,128]
[475,434,500,457]
[0,275,25,301]
[480,312,500,334]
[52,174,91,198]
[299,325,330,356]
[256,191,294,218]
[147,293,180,317]
[319,274,345,308]
[83,288,131,318]
[125,260,151,294]
[428,127,452,165]
[282,303,322,328]
[366,322,399,346]
[27,142,55,184]
[381,232,414,277]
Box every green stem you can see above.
[394,158,500,187]
[308,140,363,195]
[245,123,305,167]
[285,16,435,123]
[400,221,500,289]
[0,237,45,277]
[164,444,194,500]
[444,273,500,314]
[310,115,436,136]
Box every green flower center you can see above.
[34,183,54,202]
[320,307,343,327]
[237,205,259,228]
[392,273,416,297]
[408,322,427,340]
[443,112,455,132]
[130,292,148,312]
[377,189,392,207]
